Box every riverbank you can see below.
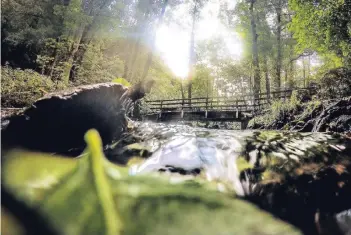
[248,96,351,133]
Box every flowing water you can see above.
[128,122,254,195]
[124,121,351,196]
[123,121,351,233]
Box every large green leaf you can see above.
[2,129,302,235]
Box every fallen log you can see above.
[1,80,153,155]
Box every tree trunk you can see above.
[303,58,306,88]
[188,0,198,105]
[123,42,131,79]
[48,40,59,79]
[67,0,112,81]
[141,0,168,81]
[63,33,83,83]
[307,55,311,86]
[127,37,142,81]
[275,0,282,93]
[68,23,94,81]
[263,54,270,102]
[249,0,261,103]
[284,69,288,88]
[289,61,294,88]
[128,1,152,82]
[180,80,185,108]
[288,37,295,88]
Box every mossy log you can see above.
[1,81,152,155]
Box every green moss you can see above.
[236,157,254,172]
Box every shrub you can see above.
[248,91,301,128]
[318,67,351,99]
[1,66,67,107]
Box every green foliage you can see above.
[1,66,67,107]
[2,129,302,235]
[318,67,351,99]
[75,43,125,85]
[36,37,74,82]
[146,61,183,100]
[112,77,131,87]
[191,64,215,97]
[296,99,321,121]
[289,0,351,67]
[2,0,349,102]
[249,91,301,127]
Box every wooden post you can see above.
[159,101,163,120]
[241,119,249,130]
[284,90,287,101]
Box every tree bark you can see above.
[127,37,142,81]
[180,80,185,107]
[68,23,94,81]
[274,0,282,93]
[188,0,198,105]
[67,0,113,81]
[263,54,270,102]
[141,0,168,81]
[123,42,131,79]
[64,33,83,83]
[249,0,261,102]
[307,55,311,86]
[288,35,295,88]
[303,58,306,88]
[127,0,153,81]
[49,39,59,79]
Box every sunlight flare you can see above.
[155,1,243,79]
[156,25,190,78]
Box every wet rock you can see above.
[313,97,351,133]
[249,97,351,133]
[1,82,149,155]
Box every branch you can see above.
[289,50,315,63]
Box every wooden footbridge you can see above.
[143,88,313,129]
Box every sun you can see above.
[156,25,190,78]
[155,1,243,79]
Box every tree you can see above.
[188,0,200,103]
[141,0,169,81]
[289,0,351,68]
[248,0,261,100]
[273,0,283,92]
[1,0,65,68]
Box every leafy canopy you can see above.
[289,0,351,67]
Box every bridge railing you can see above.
[144,89,298,113]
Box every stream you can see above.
[121,121,351,234]
[127,122,252,195]
[114,121,351,193]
